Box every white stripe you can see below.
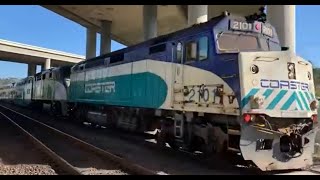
[297,92,309,110]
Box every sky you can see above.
[0,5,318,78]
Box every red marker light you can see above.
[255,23,261,31]
[312,114,318,123]
[243,113,251,123]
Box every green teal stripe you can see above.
[281,93,296,110]
[298,91,310,110]
[304,92,311,102]
[311,93,315,99]
[263,89,273,99]
[241,88,259,108]
[296,93,304,110]
[266,90,288,110]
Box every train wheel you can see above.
[50,102,62,118]
[50,103,54,116]
[167,137,179,150]
[73,106,86,124]
[156,132,179,150]
[35,102,43,112]
[54,102,62,116]
[106,109,117,128]
[202,140,228,159]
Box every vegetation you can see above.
[314,68,320,97]
[0,77,20,86]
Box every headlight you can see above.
[310,100,319,111]
[288,63,295,71]
[288,71,295,79]
[250,96,264,109]
[250,65,259,74]
[308,72,312,80]
[287,63,296,79]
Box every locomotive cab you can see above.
[211,12,319,171]
[174,10,318,171]
[214,12,281,54]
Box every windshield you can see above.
[217,33,258,52]
[217,33,281,53]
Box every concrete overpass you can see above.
[0,39,85,76]
[43,5,296,59]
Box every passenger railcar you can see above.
[0,83,15,101]
[13,76,34,107]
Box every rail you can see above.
[0,104,156,175]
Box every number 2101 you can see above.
[186,86,218,103]
[232,21,252,31]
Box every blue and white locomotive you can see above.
[1,10,318,171]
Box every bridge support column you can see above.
[267,5,295,53]
[143,5,157,41]
[86,28,97,59]
[100,20,112,55]
[188,5,208,26]
[27,64,36,76]
[45,58,51,70]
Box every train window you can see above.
[110,53,124,64]
[79,65,85,71]
[149,43,166,54]
[35,74,41,81]
[217,33,258,52]
[86,59,105,69]
[176,42,183,63]
[198,36,208,61]
[185,41,197,62]
[71,65,79,72]
[104,57,110,66]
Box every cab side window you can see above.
[185,41,197,62]
[198,36,208,61]
[176,42,183,63]
[185,36,209,63]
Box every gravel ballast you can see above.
[0,112,57,175]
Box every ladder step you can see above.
[228,129,241,135]
[174,113,184,138]
[228,147,241,153]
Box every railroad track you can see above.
[2,102,312,175]
[0,102,260,175]
[0,104,156,175]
